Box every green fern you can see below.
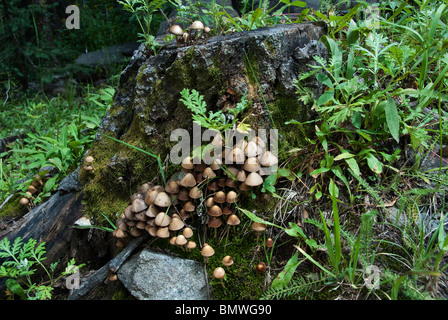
[261,273,326,300]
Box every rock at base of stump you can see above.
[117,248,210,300]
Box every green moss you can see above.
[0,194,28,219]
[262,38,277,56]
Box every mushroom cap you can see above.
[201,244,215,257]
[189,186,203,199]
[226,191,238,204]
[210,158,222,170]
[213,191,226,203]
[113,228,127,239]
[243,157,261,172]
[19,197,29,206]
[117,220,128,231]
[207,181,220,191]
[145,204,159,218]
[208,217,222,228]
[226,214,241,226]
[208,205,223,217]
[211,133,223,146]
[251,221,267,232]
[224,166,239,179]
[124,206,134,220]
[239,182,252,191]
[186,240,197,250]
[170,236,178,245]
[146,225,158,237]
[222,206,232,215]
[204,26,211,33]
[169,217,185,231]
[177,189,190,201]
[225,178,238,188]
[165,181,179,194]
[256,262,267,273]
[180,173,197,187]
[205,197,215,208]
[251,136,266,149]
[244,140,260,157]
[136,221,147,229]
[202,167,216,179]
[156,226,170,238]
[27,185,37,194]
[213,267,225,279]
[155,212,172,227]
[130,227,142,237]
[236,170,247,182]
[138,182,154,195]
[85,155,94,163]
[169,24,183,36]
[132,198,148,212]
[175,234,188,246]
[225,147,245,164]
[260,151,278,167]
[222,255,234,267]
[183,201,196,212]
[190,20,204,30]
[182,227,193,238]
[265,238,274,248]
[181,156,194,169]
[245,172,263,187]
[145,188,159,205]
[217,178,227,187]
[154,191,171,207]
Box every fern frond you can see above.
[261,273,326,300]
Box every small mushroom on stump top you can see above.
[169,24,183,47]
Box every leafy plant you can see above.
[179,88,249,134]
[0,237,84,300]
[117,0,172,55]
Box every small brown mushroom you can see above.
[201,244,215,263]
[245,172,263,187]
[251,221,267,241]
[169,24,184,47]
[256,262,267,273]
[213,267,226,289]
[180,173,197,187]
[222,255,234,267]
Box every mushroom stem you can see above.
[220,279,226,290]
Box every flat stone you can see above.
[117,248,210,300]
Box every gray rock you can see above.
[75,42,140,67]
[118,248,211,300]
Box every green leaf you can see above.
[317,90,334,106]
[6,279,27,300]
[385,95,401,143]
[238,207,281,229]
[345,157,360,176]
[271,251,301,289]
[365,152,383,174]
[334,152,355,161]
[316,73,333,88]
[328,178,339,198]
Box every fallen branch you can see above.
[67,233,148,300]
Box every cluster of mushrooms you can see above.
[169,20,211,47]
[18,176,43,208]
[112,181,198,251]
[112,132,277,252]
